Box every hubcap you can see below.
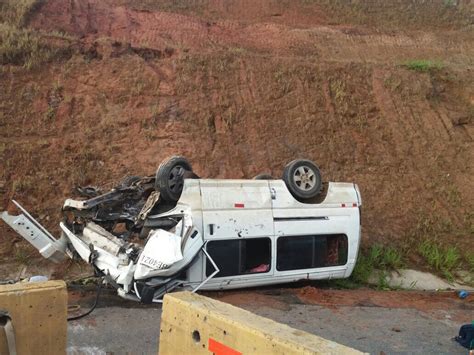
[293,166,316,191]
[168,166,185,193]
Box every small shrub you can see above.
[381,247,404,269]
[402,60,444,72]
[377,271,391,290]
[350,244,405,285]
[350,252,373,284]
[366,244,404,269]
[418,240,460,277]
[443,246,461,270]
[418,240,442,269]
[367,243,383,264]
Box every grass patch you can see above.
[418,240,460,280]
[0,23,64,68]
[0,0,71,69]
[367,244,404,270]
[0,0,43,27]
[402,60,444,72]
[467,254,474,272]
[350,244,404,285]
[381,247,404,269]
[350,252,374,284]
[0,24,72,68]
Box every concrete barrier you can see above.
[159,291,363,355]
[0,280,67,354]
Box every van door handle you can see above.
[270,188,276,200]
[209,224,214,236]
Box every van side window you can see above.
[206,238,271,277]
[277,234,348,271]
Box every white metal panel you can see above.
[200,179,271,210]
[269,181,359,210]
[200,179,274,239]
[177,179,203,211]
[0,201,67,263]
[273,208,359,236]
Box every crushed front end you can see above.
[1,174,204,303]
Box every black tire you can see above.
[282,159,322,200]
[253,173,274,180]
[155,156,192,202]
[139,226,151,240]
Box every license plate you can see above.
[139,254,170,270]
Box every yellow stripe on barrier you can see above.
[159,291,364,355]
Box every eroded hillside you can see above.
[0,0,473,277]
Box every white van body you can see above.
[1,178,361,303]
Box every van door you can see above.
[268,180,360,281]
[199,179,275,288]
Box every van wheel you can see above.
[282,159,322,200]
[139,227,151,240]
[253,173,274,180]
[155,156,192,202]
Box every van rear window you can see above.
[277,234,347,271]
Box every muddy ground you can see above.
[67,284,473,353]
[1,0,473,277]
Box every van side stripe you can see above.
[273,216,328,221]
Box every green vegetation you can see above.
[381,247,404,269]
[350,244,404,285]
[467,254,474,272]
[408,211,472,276]
[0,23,54,69]
[418,240,460,280]
[366,244,404,270]
[402,60,444,72]
[0,0,42,27]
[350,252,374,284]
[0,0,70,69]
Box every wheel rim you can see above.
[168,165,185,193]
[293,166,316,191]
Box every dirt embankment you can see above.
[0,0,473,276]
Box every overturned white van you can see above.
[1,157,362,303]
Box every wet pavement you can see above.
[67,287,470,354]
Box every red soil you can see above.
[1,0,473,276]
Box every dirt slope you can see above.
[0,0,473,275]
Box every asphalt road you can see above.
[66,288,469,354]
